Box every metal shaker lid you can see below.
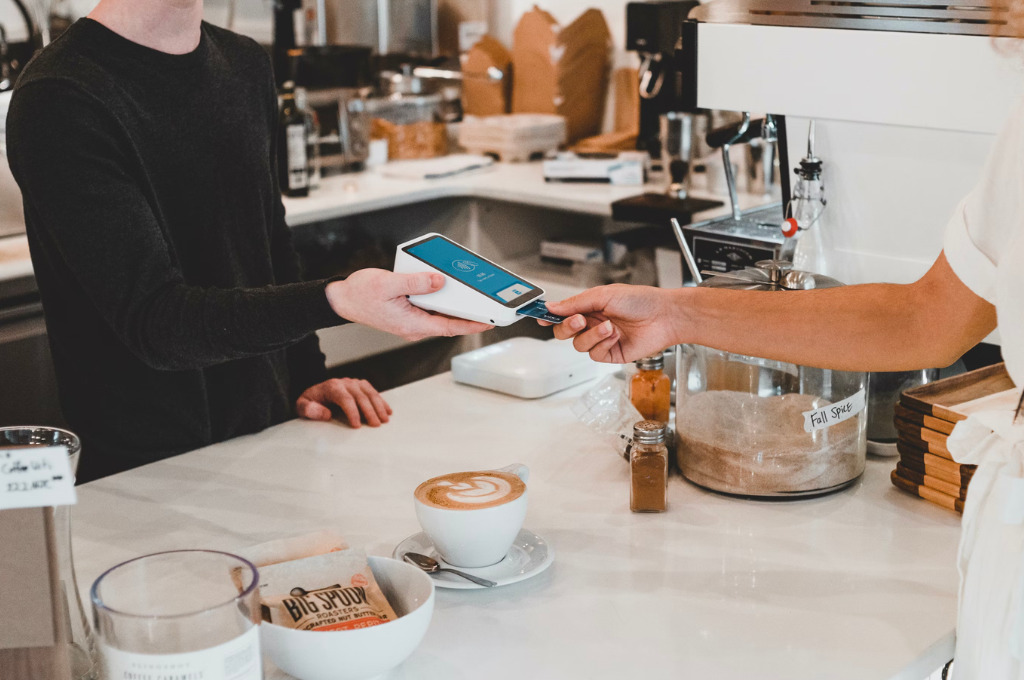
[633,420,667,445]
[635,352,665,371]
[698,260,843,291]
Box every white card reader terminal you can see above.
[394,233,565,326]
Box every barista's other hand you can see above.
[326,269,493,341]
[545,284,679,364]
[296,378,393,428]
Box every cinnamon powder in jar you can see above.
[630,353,671,422]
[630,420,668,513]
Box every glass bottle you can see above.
[0,427,98,679]
[277,81,309,198]
[294,86,321,190]
[630,420,668,513]
[630,352,671,423]
[789,120,829,275]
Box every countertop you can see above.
[280,161,763,226]
[72,368,961,680]
[0,162,766,283]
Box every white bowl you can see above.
[261,556,435,680]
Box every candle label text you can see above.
[100,625,260,680]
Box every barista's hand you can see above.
[546,284,681,364]
[296,378,393,428]
[326,269,493,341]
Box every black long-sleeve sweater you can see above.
[6,19,344,482]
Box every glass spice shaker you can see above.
[630,352,671,422]
[630,420,668,513]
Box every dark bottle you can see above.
[278,80,309,198]
[271,0,301,87]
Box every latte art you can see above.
[438,476,512,505]
[415,470,526,510]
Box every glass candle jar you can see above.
[91,550,262,680]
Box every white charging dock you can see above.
[451,337,601,399]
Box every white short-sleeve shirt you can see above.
[944,97,1024,386]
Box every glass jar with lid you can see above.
[351,93,447,160]
[631,420,669,513]
[675,260,867,498]
[630,352,671,423]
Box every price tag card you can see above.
[0,446,77,510]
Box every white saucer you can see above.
[392,528,554,590]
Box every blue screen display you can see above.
[406,237,536,305]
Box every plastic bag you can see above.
[572,374,645,459]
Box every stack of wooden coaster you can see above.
[889,363,1017,513]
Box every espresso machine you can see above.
[611,1,732,231]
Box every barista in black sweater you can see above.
[6,0,489,482]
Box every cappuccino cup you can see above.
[413,464,529,568]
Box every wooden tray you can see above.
[898,451,971,488]
[891,469,964,513]
[895,462,967,500]
[897,430,953,460]
[900,362,1015,423]
[897,440,975,485]
[895,417,950,447]
[893,403,956,435]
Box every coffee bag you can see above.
[259,550,398,632]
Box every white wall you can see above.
[487,1,711,133]
[203,0,274,44]
[490,0,637,70]
[488,0,642,134]
[1,0,99,41]
[0,0,272,43]
[0,1,37,42]
[696,23,1024,286]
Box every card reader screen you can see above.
[404,235,541,308]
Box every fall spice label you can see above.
[802,389,866,433]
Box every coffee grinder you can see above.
[626,1,699,157]
[612,2,726,229]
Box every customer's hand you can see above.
[325,269,493,341]
[296,378,393,428]
[546,284,681,364]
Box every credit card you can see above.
[516,300,566,323]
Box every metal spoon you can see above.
[403,552,496,587]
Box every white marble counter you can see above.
[281,162,762,227]
[72,369,961,680]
